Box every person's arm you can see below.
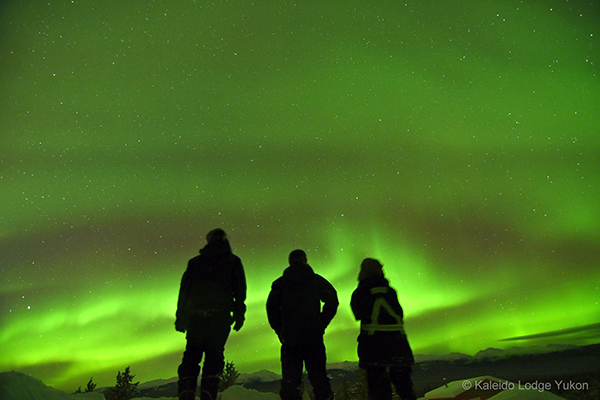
[266,281,283,335]
[388,287,404,320]
[319,278,339,329]
[350,285,369,322]
[232,257,247,331]
[175,262,193,332]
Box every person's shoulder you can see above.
[188,254,202,264]
[229,252,243,263]
[270,275,285,289]
[314,273,335,288]
[387,284,399,297]
[351,282,367,297]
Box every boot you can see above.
[178,376,198,400]
[200,375,220,400]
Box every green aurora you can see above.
[1,0,599,391]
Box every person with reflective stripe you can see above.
[350,258,416,400]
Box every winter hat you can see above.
[289,249,308,264]
[358,258,384,281]
[206,228,227,243]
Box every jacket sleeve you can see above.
[319,277,339,329]
[232,257,247,317]
[266,281,282,335]
[350,286,369,322]
[176,262,193,323]
[388,287,404,320]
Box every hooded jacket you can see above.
[351,276,414,367]
[176,240,246,330]
[266,262,338,345]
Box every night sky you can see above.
[1,0,599,391]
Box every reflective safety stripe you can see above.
[365,286,403,335]
[370,287,388,295]
[361,323,405,333]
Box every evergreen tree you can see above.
[106,366,140,400]
[85,377,97,392]
[218,360,240,392]
[73,377,96,394]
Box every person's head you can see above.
[289,249,308,265]
[206,228,227,244]
[358,258,384,281]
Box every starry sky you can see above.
[1,0,599,392]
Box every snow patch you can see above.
[422,375,567,400]
[216,384,280,399]
[491,390,566,399]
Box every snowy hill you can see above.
[421,376,567,399]
[414,352,472,363]
[3,343,596,399]
[0,372,298,400]
[238,370,282,384]
[326,361,360,371]
[0,371,105,400]
[136,385,283,400]
[490,390,566,399]
[217,385,280,399]
[472,344,579,361]
[137,376,178,390]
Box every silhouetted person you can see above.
[267,249,338,400]
[175,228,246,400]
[350,258,416,400]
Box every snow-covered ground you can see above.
[0,371,301,400]
[1,370,572,400]
[134,386,281,400]
[490,390,566,400]
[419,376,567,399]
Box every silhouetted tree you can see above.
[218,361,240,392]
[73,377,97,394]
[85,377,97,392]
[105,366,139,400]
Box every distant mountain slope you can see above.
[412,343,600,396]
[0,371,104,400]
[3,343,597,399]
[238,370,282,384]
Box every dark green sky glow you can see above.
[1,0,599,391]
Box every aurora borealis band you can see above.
[1,0,599,391]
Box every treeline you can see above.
[73,361,240,400]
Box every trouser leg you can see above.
[200,316,231,400]
[365,366,392,400]
[390,366,416,400]
[304,342,334,400]
[177,333,203,400]
[177,376,198,400]
[280,344,304,400]
[199,376,220,400]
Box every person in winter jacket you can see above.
[350,258,416,400]
[266,249,339,400]
[175,228,247,400]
